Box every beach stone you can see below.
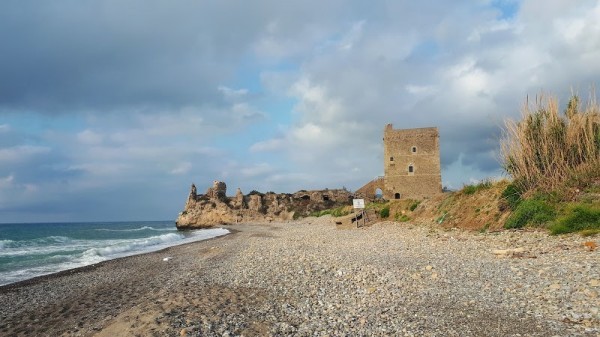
[549,284,561,290]
[1,217,599,336]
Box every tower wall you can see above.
[383,124,441,199]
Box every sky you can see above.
[1,0,600,223]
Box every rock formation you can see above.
[175,180,353,229]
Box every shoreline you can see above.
[0,227,235,292]
[0,225,231,289]
[1,218,598,336]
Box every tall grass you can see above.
[501,93,600,195]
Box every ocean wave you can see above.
[95,226,174,232]
[82,233,184,259]
[0,239,14,249]
[0,228,229,286]
[0,236,74,249]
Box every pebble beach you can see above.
[0,217,598,336]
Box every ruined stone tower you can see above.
[383,124,442,199]
[356,124,442,200]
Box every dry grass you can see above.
[410,180,512,231]
[501,93,600,196]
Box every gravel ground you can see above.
[0,217,598,336]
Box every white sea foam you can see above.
[95,226,175,232]
[0,227,229,286]
[82,233,184,258]
[0,239,14,249]
[0,238,94,257]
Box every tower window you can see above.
[408,165,414,173]
[411,146,417,153]
[390,156,394,161]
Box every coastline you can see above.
[1,218,598,336]
[0,227,234,291]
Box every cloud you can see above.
[250,139,285,152]
[0,145,51,163]
[170,162,193,175]
[77,130,103,145]
[240,163,276,178]
[2,0,600,222]
[218,86,249,100]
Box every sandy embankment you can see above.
[0,217,598,337]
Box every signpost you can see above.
[353,199,366,227]
[352,199,365,209]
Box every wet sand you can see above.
[0,218,598,336]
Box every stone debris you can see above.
[0,218,598,336]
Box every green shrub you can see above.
[580,229,600,237]
[504,199,556,229]
[549,204,600,235]
[462,185,477,195]
[397,214,410,222]
[462,180,493,195]
[501,182,523,210]
[380,206,390,218]
[248,190,264,196]
[409,201,421,211]
[331,206,351,217]
[310,209,332,217]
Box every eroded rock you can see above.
[175,181,353,229]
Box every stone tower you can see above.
[382,124,442,199]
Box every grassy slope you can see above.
[386,179,600,234]
[406,180,511,232]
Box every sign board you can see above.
[353,199,365,209]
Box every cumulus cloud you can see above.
[1,0,600,222]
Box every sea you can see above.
[0,221,229,286]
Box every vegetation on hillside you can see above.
[500,92,600,235]
[310,205,352,217]
[501,93,600,194]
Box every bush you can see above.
[248,190,264,196]
[330,206,351,217]
[310,209,332,217]
[500,182,524,211]
[462,180,493,195]
[396,214,410,222]
[380,206,390,218]
[504,199,556,229]
[409,201,421,211]
[501,93,600,194]
[549,204,600,235]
